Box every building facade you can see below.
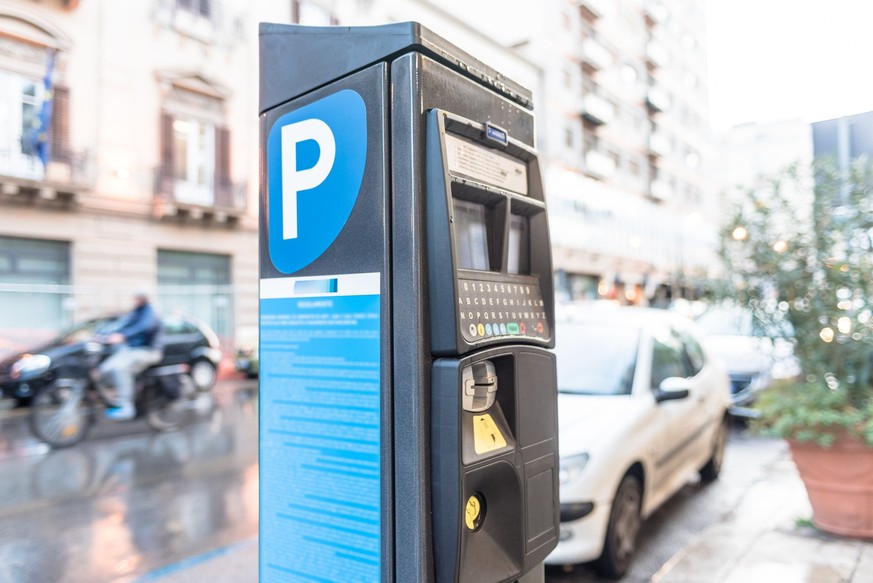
[509,0,718,304]
[813,110,873,166]
[0,0,720,359]
[0,0,297,354]
[291,0,721,305]
[0,0,542,356]
[719,120,813,187]
[716,119,813,216]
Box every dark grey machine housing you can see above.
[259,22,559,583]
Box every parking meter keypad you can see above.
[457,277,548,342]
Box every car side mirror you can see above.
[655,377,691,403]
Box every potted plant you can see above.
[719,157,873,538]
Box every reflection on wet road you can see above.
[0,381,259,583]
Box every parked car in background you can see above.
[234,326,259,378]
[694,303,799,418]
[546,305,731,578]
[0,312,221,405]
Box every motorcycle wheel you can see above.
[143,375,195,432]
[30,378,93,448]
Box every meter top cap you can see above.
[259,21,532,114]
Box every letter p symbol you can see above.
[281,118,336,240]
[267,89,367,274]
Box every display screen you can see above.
[453,199,491,271]
[508,214,529,275]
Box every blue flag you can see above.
[30,49,56,169]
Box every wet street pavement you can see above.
[0,380,259,583]
[0,385,786,583]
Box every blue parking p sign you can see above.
[267,90,367,274]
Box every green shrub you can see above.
[720,157,873,446]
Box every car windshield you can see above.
[554,321,639,396]
[56,317,121,344]
[696,306,760,337]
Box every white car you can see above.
[694,304,799,418]
[546,306,731,578]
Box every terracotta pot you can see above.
[788,436,873,538]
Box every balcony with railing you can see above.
[580,93,615,126]
[581,37,613,72]
[579,0,606,20]
[153,166,246,225]
[584,149,616,179]
[650,178,674,202]
[0,136,92,203]
[646,86,671,113]
[648,131,672,158]
[644,0,669,26]
[646,40,671,69]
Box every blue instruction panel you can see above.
[260,273,381,582]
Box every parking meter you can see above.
[259,22,558,583]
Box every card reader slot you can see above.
[443,115,538,162]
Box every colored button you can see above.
[485,323,493,336]
[469,324,477,337]
[536,321,544,334]
[507,323,520,334]
[519,322,526,335]
[500,323,507,335]
[477,323,486,337]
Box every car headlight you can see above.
[559,453,590,485]
[11,354,51,379]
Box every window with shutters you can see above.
[0,69,44,180]
[0,53,70,180]
[171,116,215,205]
[0,11,83,195]
[156,77,235,209]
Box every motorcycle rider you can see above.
[100,291,163,420]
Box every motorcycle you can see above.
[29,340,198,448]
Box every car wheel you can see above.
[596,473,642,579]
[190,359,217,391]
[700,417,729,482]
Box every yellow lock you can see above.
[464,494,485,531]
